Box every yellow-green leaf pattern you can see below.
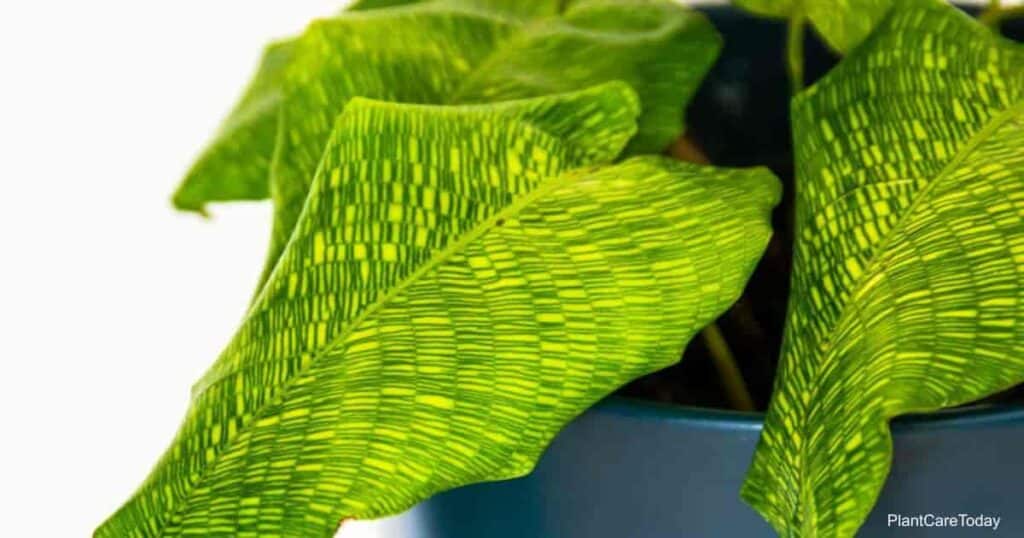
[263,0,720,290]
[171,0,719,231]
[733,0,893,53]
[98,84,780,537]
[741,1,1024,536]
[171,0,553,216]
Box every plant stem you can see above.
[702,323,756,412]
[669,135,710,164]
[980,3,1024,28]
[668,137,758,411]
[787,14,806,95]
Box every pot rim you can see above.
[599,396,1024,434]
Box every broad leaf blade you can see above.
[98,85,780,537]
[261,2,519,289]
[741,1,1024,536]
[733,0,893,53]
[100,84,637,537]
[263,0,720,291]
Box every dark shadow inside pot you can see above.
[618,3,1024,412]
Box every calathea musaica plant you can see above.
[98,1,777,535]
[98,0,1024,537]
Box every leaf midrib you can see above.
[152,2,649,532]
[204,91,630,392]
[157,154,589,536]
[788,97,1024,533]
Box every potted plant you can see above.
[97,1,1024,537]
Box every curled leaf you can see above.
[98,84,779,537]
[742,1,1024,536]
[172,0,720,238]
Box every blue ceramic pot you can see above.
[402,398,1024,537]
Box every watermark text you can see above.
[887,513,1001,531]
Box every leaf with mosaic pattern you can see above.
[98,84,780,537]
[733,0,893,53]
[741,1,1024,536]
[171,0,719,234]
[170,0,553,216]
[262,0,720,290]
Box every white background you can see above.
[0,0,1007,537]
[0,1,412,536]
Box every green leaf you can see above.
[263,0,720,291]
[171,0,720,224]
[733,0,893,53]
[185,0,553,213]
[350,0,563,17]
[455,0,719,155]
[741,1,1024,536]
[348,0,423,10]
[171,39,294,213]
[97,84,780,537]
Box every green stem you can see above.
[702,323,756,412]
[980,4,1024,28]
[787,14,806,95]
[669,134,758,412]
